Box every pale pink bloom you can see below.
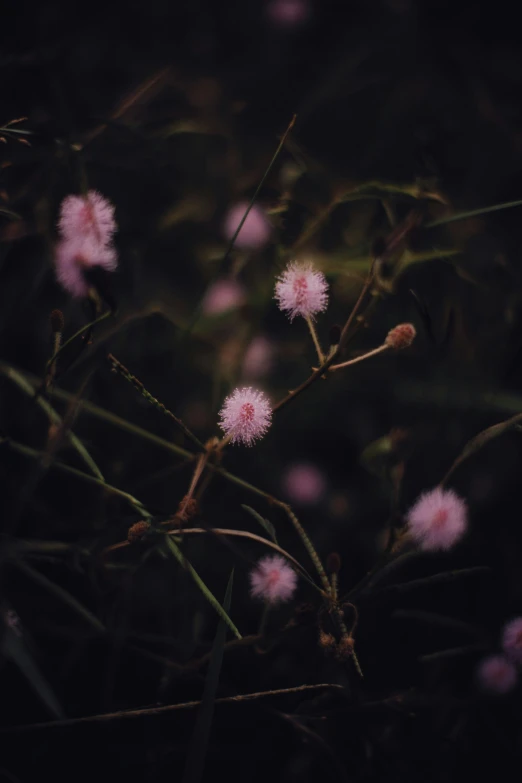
[55,190,117,297]
[218,386,272,446]
[477,655,518,694]
[274,261,329,321]
[266,0,311,26]
[406,487,467,551]
[242,336,274,380]
[249,555,298,604]
[282,462,326,505]
[55,235,117,298]
[202,279,246,315]
[58,190,117,246]
[223,202,272,250]
[502,617,522,664]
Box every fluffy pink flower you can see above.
[202,279,246,315]
[223,202,272,250]
[266,0,311,26]
[282,462,326,505]
[242,336,274,380]
[218,386,272,446]
[502,617,522,664]
[406,487,467,551]
[477,655,518,694]
[249,555,298,604]
[58,190,117,246]
[54,235,117,298]
[55,190,118,297]
[274,261,329,321]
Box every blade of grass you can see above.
[182,570,234,783]
[241,504,278,543]
[426,198,522,228]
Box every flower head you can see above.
[282,462,326,505]
[406,486,468,551]
[502,617,522,664]
[275,261,329,321]
[54,190,118,297]
[477,654,518,694]
[266,0,311,26]
[202,279,246,315]
[223,202,272,250]
[218,386,272,446]
[385,323,416,350]
[249,555,298,604]
[242,336,274,380]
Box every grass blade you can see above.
[182,570,234,783]
[241,504,278,543]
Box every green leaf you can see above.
[241,504,278,543]
[2,625,66,720]
[182,570,234,783]
[164,536,241,639]
[426,198,522,227]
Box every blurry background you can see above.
[2,0,522,780]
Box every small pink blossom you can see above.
[282,462,326,505]
[274,261,329,321]
[202,279,246,315]
[54,190,118,297]
[266,0,311,26]
[223,202,272,250]
[406,487,467,551]
[477,655,518,694]
[249,555,298,604]
[242,336,274,380]
[218,386,272,446]
[502,617,522,664]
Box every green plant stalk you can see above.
[276,502,331,595]
[45,310,112,371]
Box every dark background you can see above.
[2,0,522,780]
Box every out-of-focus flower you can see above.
[54,190,118,297]
[202,279,246,315]
[282,462,326,505]
[275,261,329,321]
[223,202,272,249]
[385,323,416,350]
[218,386,272,446]
[406,486,467,551]
[242,336,274,380]
[266,0,311,26]
[502,618,522,664]
[477,655,518,694]
[249,555,298,603]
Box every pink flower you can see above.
[406,487,468,551]
[249,555,298,604]
[54,235,117,298]
[274,261,329,321]
[54,190,118,297]
[242,336,274,380]
[266,0,311,26]
[502,617,522,664]
[202,279,246,315]
[58,190,117,246]
[282,462,326,505]
[223,202,272,250]
[218,386,272,446]
[477,655,518,694]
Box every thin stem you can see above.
[275,502,331,595]
[108,353,206,452]
[329,344,389,372]
[45,310,112,372]
[426,198,522,228]
[305,315,325,364]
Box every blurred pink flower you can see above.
[502,617,522,664]
[202,279,246,315]
[477,655,518,694]
[218,386,272,446]
[406,487,467,551]
[249,555,297,604]
[242,336,274,380]
[266,0,311,26]
[282,462,326,505]
[223,202,272,250]
[54,190,118,297]
[275,261,329,320]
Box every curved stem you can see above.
[45,310,112,371]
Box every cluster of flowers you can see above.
[477,618,522,694]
